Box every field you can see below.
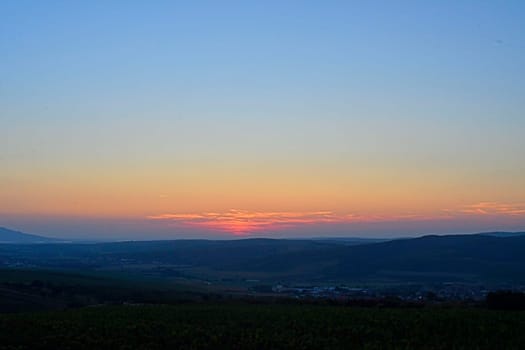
[1,304,524,349]
[2,237,525,349]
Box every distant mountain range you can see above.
[0,227,60,243]
[479,231,525,238]
[1,228,525,285]
[308,237,392,245]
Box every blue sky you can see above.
[1,1,524,239]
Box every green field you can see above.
[1,304,524,349]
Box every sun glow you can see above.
[147,210,354,235]
[146,202,525,235]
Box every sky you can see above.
[1,1,524,240]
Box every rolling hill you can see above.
[1,232,525,285]
[0,227,59,244]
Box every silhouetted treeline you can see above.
[486,291,525,310]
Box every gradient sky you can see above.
[1,1,524,239]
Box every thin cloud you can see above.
[148,202,525,235]
[148,210,346,235]
[457,202,525,216]
[147,210,430,235]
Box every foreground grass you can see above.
[0,304,524,349]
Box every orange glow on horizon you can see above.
[147,210,352,235]
[146,203,525,235]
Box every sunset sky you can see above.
[1,1,524,239]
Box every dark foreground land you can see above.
[1,304,524,350]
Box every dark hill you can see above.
[0,227,59,244]
[244,234,525,283]
[479,231,525,238]
[1,233,525,285]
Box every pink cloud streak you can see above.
[147,202,525,235]
[147,210,432,235]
